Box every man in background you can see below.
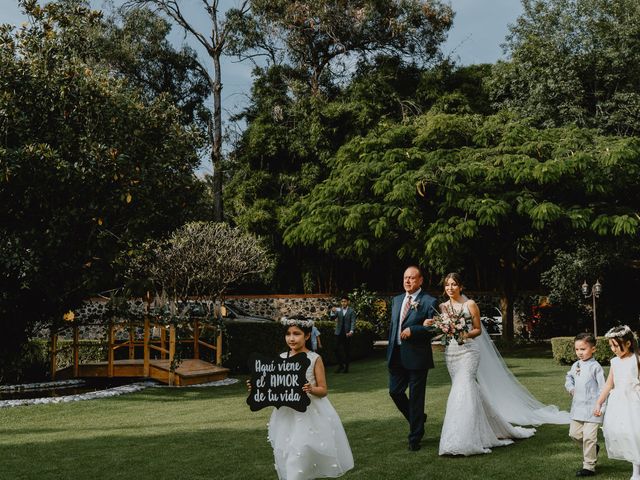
[330,296,356,373]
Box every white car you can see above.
[480,307,502,335]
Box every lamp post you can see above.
[581,280,603,337]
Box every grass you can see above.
[0,346,631,480]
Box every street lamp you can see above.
[581,280,603,337]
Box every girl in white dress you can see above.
[267,318,354,480]
[594,325,640,480]
[434,273,536,456]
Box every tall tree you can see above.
[124,0,252,221]
[223,0,458,290]
[490,0,640,135]
[229,0,453,96]
[226,59,492,292]
[25,0,210,126]
[99,6,210,126]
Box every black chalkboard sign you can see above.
[246,353,311,412]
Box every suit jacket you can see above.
[331,307,357,335]
[386,290,438,370]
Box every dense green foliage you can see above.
[226,60,493,292]
[226,0,640,311]
[3,0,640,364]
[491,0,640,135]
[283,112,640,336]
[284,114,640,266]
[98,5,210,126]
[124,0,254,222]
[345,285,390,339]
[0,1,204,381]
[224,1,475,292]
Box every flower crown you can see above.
[280,316,315,328]
[604,325,633,339]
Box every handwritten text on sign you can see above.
[246,353,311,412]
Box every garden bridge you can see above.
[51,318,229,386]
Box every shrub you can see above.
[347,284,390,339]
[313,320,376,365]
[131,221,273,303]
[513,294,587,340]
[0,339,108,385]
[220,320,376,373]
[551,337,612,365]
[0,340,49,384]
[219,321,283,372]
[50,339,108,368]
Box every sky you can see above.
[444,0,523,65]
[0,0,524,173]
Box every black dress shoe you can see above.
[408,443,421,451]
[576,469,596,477]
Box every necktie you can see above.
[341,309,349,334]
[400,295,412,325]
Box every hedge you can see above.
[220,319,376,373]
[550,337,613,365]
[312,320,376,366]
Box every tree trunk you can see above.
[500,261,516,341]
[211,51,223,222]
[500,289,514,341]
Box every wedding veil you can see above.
[475,323,571,426]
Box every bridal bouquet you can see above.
[433,306,468,346]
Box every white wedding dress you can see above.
[439,302,569,456]
[268,351,354,480]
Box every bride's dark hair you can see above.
[606,326,640,380]
[443,272,464,289]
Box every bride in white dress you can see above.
[433,273,570,456]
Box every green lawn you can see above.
[0,346,630,480]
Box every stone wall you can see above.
[36,298,147,341]
[38,295,342,340]
[38,292,524,340]
[226,294,339,320]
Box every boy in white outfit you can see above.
[565,332,606,477]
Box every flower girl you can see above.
[267,318,354,480]
[594,325,640,480]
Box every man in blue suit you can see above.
[387,266,439,451]
[330,296,357,373]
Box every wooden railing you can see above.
[49,326,81,380]
[50,316,223,385]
